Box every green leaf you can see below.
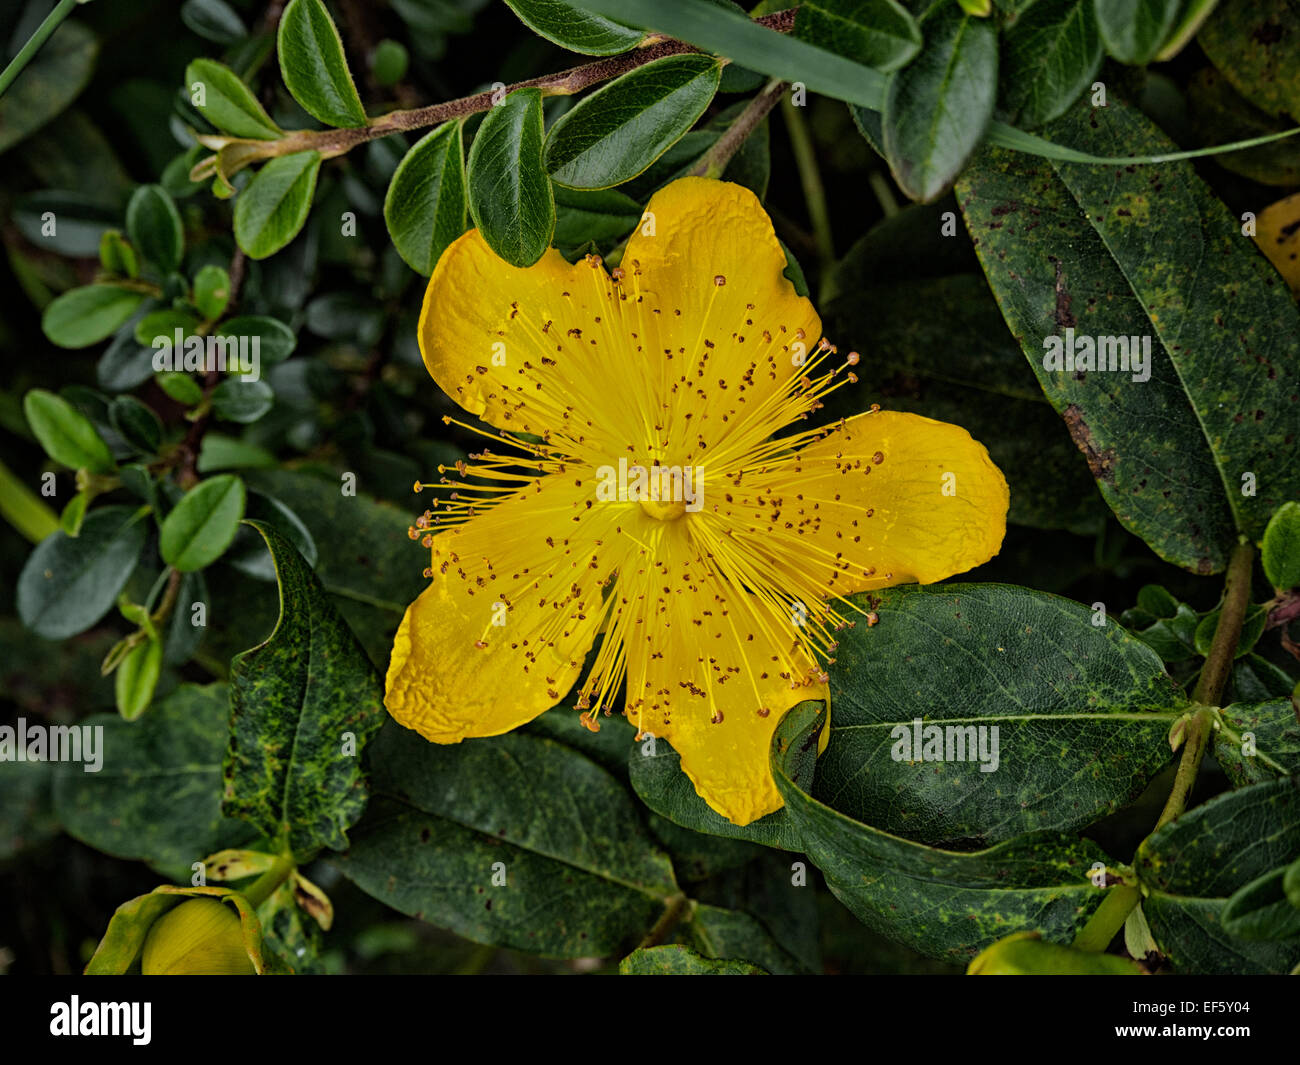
[134,308,201,347]
[968,931,1144,973]
[619,945,766,974]
[334,721,679,955]
[1198,0,1300,118]
[181,0,248,44]
[224,522,387,857]
[99,229,139,278]
[955,97,1300,573]
[371,39,409,86]
[505,0,646,55]
[384,121,467,275]
[159,474,247,572]
[1136,779,1300,973]
[545,55,721,190]
[686,904,809,974]
[1193,603,1266,658]
[234,151,322,259]
[771,701,1114,962]
[466,88,554,266]
[12,191,117,258]
[0,759,59,861]
[1262,501,1300,589]
[157,372,205,407]
[216,315,298,364]
[184,58,282,140]
[114,632,163,721]
[793,0,921,73]
[126,185,184,274]
[1222,866,1300,941]
[0,20,97,155]
[1286,856,1300,910]
[819,584,1184,845]
[228,489,318,581]
[108,395,164,455]
[17,505,148,640]
[42,284,147,348]
[552,185,642,251]
[277,0,368,128]
[1230,653,1296,703]
[192,264,232,320]
[23,388,116,473]
[1094,0,1180,64]
[53,684,257,874]
[1215,698,1300,786]
[1000,0,1103,127]
[882,4,998,201]
[211,379,275,424]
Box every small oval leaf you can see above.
[277,0,368,128]
[384,121,467,275]
[159,475,247,572]
[233,150,321,260]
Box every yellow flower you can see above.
[386,177,1008,826]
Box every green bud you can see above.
[141,898,257,975]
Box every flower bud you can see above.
[141,898,257,975]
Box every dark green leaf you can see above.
[882,4,998,201]
[159,475,246,572]
[687,903,808,974]
[212,379,275,424]
[1095,0,1180,64]
[0,20,97,155]
[1136,779,1300,972]
[185,58,281,139]
[1000,0,1103,127]
[1262,501,1300,589]
[384,121,467,275]
[23,388,115,473]
[52,684,257,874]
[108,395,164,455]
[772,702,1114,962]
[1215,698,1300,786]
[216,315,298,364]
[224,522,387,856]
[505,0,646,55]
[1197,0,1300,118]
[228,490,318,581]
[552,185,642,251]
[234,151,322,259]
[42,284,147,348]
[1222,866,1300,941]
[181,0,248,44]
[0,760,58,861]
[277,0,368,128]
[1193,603,1266,658]
[545,54,722,189]
[793,0,921,72]
[819,584,1184,845]
[466,88,554,266]
[17,506,149,640]
[334,722,678,955]
[126,185,184,274]
[956,98,1300,572]
[619,945,766,974]
[133,309,201,348]
[12,191,118,258]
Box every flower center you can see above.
[639,498,687,521]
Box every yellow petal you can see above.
[621,178,823,463]
[619,520,826,825]
[385,472,633,742]
[713,409,1009,598]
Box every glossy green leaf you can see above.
[211,379,275,424]
[159,474,246,572]
[53,684,256,874]
[1215,698,1300,787]
[793,0,921,72]
[552,185,642,251]
[193,264,232,320]
[42,284,147,348]
[1135,778,1300,973]
[1262,501,1300,589]
[545,55,721,189]
[184,58,281,140]
[384,121,467,275]
[0,20,97,155]
[956,97,1300,573]
[619,945,766,974]
[1095,0,1180,64]
[772,701,1113,962]
[1222,866,1300,941]
[1198,0,1300,118]
[1193,603,1266,658]
[882,4,998,201]
[505,0,645,54]
[126,185,184,274]
[181,0,248,44]
[277,0,368,128]
[114,632,163,721]
[224,522,386,857]
[134,308,201,347]
[108,395,163,455]
[228,489,318,581]
[216,315,297,364]
[336,722,678,956]
[1000,0,1103,127]
[23,388,116,473]
[466,88,553,266]
[233,150,322,260]
[819,584,1184,845]
[686,904,810,974]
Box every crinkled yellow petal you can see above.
[618,520,825,825]
[417,230,627,450]
[385,472,632,742]
[621,177,823,463]
[716,409,1008,597]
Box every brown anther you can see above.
[866,612,879,627]
[713,274,726,286]
[474,639,489,649]
[413,480,423,492]
[846,351,860,365]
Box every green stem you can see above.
[243,854,294,908]
[0,0,78,98]
[690,78,787,178]
[781,95,835,280]
[1073,884,1141,952]
[639,893,691,948]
